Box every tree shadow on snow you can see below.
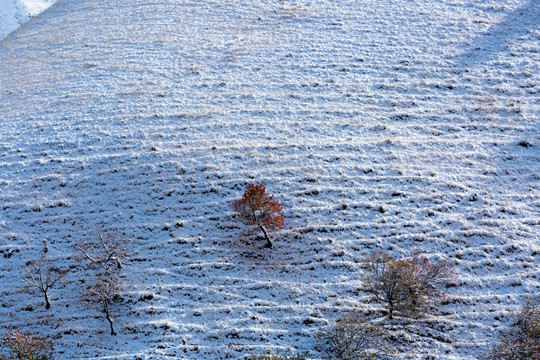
[457,0,539,69]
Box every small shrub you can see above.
[487,297,540,360]
[362,251,453,319]
[515,297,540,339]
[232,183,284,248]
[314,313,392,360]
[1,329,54,360]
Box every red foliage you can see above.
[409,249,455,305]
[232,183,284,248]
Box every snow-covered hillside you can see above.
[0,0,57,40]
[0,0,538,359]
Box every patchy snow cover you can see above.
[0,0,539,359]
[0,0,57,40]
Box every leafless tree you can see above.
[21,257,68,310]
[315,313,392,360]
[76,228,130,272]
[487,297,540,360]
[409,249,455,304]
[83,276,122,336]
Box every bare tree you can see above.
[315,313,392,360]
[409,249,455,305]
[21,257,68,310]
[83,276,122,336]
[515,297,540,339]
[76,228,130,271]
[487,297,540,360]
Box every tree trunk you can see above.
[44,291,51,310]
[105,310,116,335]
[388,299,393,319]
[259,225,272,248]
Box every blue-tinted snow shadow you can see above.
[457,0,539,69]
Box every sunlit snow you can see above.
[0,0,538,359]
[0,0,57,40]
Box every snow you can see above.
[0,0,539,359]
[0,0,57,40]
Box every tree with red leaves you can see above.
[409,249,455,307]
[232,183,284,248]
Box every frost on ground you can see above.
[0,0,57,40]
[0,0,539,359]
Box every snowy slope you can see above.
[0,0,539,359]
[0,0,57,40]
